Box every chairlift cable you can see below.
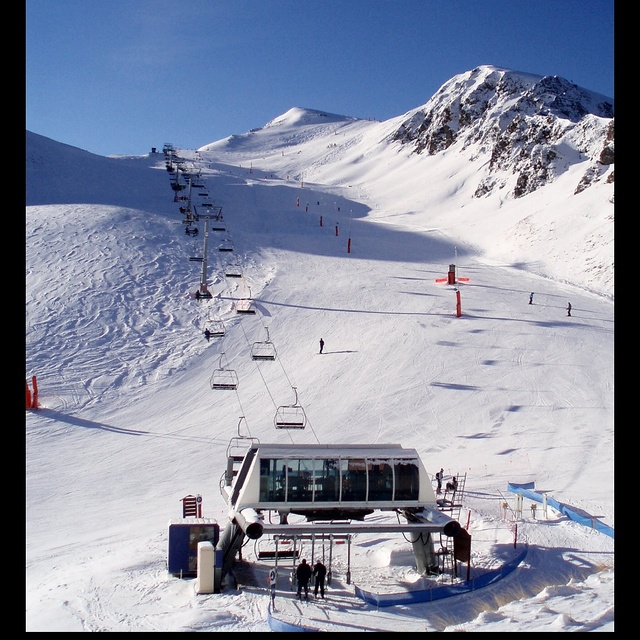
[238,321,279,410]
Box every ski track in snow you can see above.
[26,129,613,632]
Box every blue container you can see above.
[168,519,220,576]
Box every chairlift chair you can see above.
[196,288,212,299]
[274,387,307,429]
[225,264,243,278]
[251,328,276,360]
[235,299,256,314]
[224,417,260,486]
[218,240,234,252]
[210,354,239,390]
[235,284,255,314]
[204,319,225,338]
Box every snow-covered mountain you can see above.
[197,66,613,298]
[391,65,614,199]
[25,65,614,632]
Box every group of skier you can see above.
[268,558,327,604]
[295,558,327,601]
[529,292,572,316]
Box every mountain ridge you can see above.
[26,65,614,298]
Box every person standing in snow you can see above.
[296,559,312,600]
[204,328,211,342]
[267,568,277,606]
[567,302,572,317]
[312,560,327,599]
[435,468,444,494]
[319,338,325,354]
[529,292,534,304]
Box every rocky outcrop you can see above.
[391,66,614,199]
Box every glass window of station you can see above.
[259,457,420,503]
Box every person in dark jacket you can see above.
[312,560,327,599]
[435,468,444,494]
[296,559,312,600]
[319,338,325,354]
[567,302,572,317]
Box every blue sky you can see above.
[26,0,614,157]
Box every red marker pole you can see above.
[26,380,32,409]
[32,375,39,409]
[456,289,462,317]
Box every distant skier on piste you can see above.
[319,338,324,354]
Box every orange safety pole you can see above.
[26,380,32,409]
[31,375,39,409]
[456,289,462,317]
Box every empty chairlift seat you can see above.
[251,328,276,360]
[211,208,225,231]
[210,354,238,390]
[251,342,276,360]
[225,264,243,278]
[275,387,307,429]
[235,299,255,314]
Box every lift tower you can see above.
[197,213,214,298]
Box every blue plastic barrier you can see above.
[354,546,528,607]
[507,482,614,539]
